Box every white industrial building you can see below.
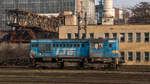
[80,0,97,25]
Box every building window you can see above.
[145,52,149,62]
[120,52,125,61]
[105,33,109,38]
[75,33,79,39]
[136,52,141,62]
[82,33,86,39]
[67,33,71,39]
[90,33,94,39]
[112,33,117,39]
[128,33,133,42]
[145,32,149,42]
[128,52,133,61]
[136,33,141,42]
[120,33,125,42]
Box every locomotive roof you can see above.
[31,39,117,43]
[31,39,89,43]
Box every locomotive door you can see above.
[81,43,89,58]
[104,42,112,57]
[104,40,118,58]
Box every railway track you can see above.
[0,68,150,84]
[0,65,150,72]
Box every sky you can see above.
[95,0,150,8]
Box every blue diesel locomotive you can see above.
[29,39,119,68]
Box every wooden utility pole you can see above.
[77,12,87,39]
[77,13,81,39]
[84,12,87,35]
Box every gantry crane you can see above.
[5,9,64,43]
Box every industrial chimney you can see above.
[102,0,114,25]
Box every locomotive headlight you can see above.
[39,53,42,56]
[29,55,34,59]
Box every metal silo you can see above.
[102,0,114,25]
[103,0,113,17]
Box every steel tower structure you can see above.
[98,0,103,25]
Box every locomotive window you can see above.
[77,44,80,47]
[63,44,66,47]
[74,44,78,47]
[32,43,38,47]
[56,44,59,47]
[82,44,85,47]
[74,44,76,47]
[39,44,45,52]
[74,44,80,47]
[46,44,51,52]
[98,43,103,49]
[70,44,73,47]
[53,44,56,47]
[60,44,62,47]
[90,43,95,49]
[109,44,112,47]
[94,43,98,49]
[94,43,104,49]
[67,44,69,47]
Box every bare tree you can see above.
[128,2,150,24]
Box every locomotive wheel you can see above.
[113,64,119,70]
[28,58,37,68]
[59,62,64,69]
[78,62,84,69]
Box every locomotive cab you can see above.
[89,39,119,63]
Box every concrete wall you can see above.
[59,25,150,65]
